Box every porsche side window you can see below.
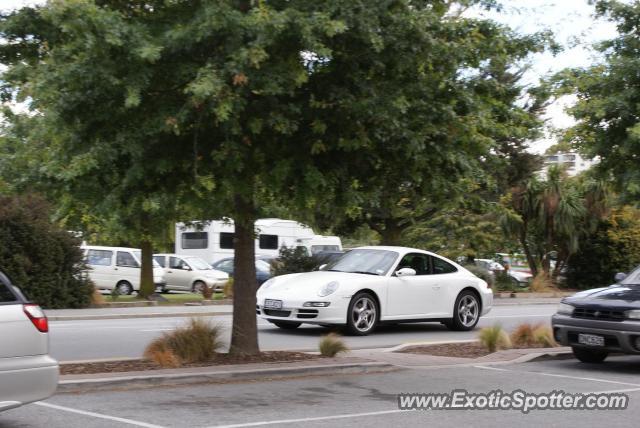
[432,257,457,274]
[397,253,430,275]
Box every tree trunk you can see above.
[378,220,403,246]
[139,239,155,298]
[519,222,538,277]
[229,197,259,356]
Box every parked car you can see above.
[507,269,533,287]
[552,265,640,363]
[0,270,58,412]
[153,254,229,293]
[82,246,166,295]
[256,246,493,335]
[474,259,505,274]
[211,257,272,286]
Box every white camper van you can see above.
[82,245,166,294]
[175,218,342,264]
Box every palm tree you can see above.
[501,165,608,283]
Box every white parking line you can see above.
[35,402,166,427]
[206,409,407,428]
[475,365,640,387]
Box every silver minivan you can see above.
[0,270,58,412]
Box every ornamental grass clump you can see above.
[478,325,512,353]
[533,325,557,348]
[144,318,223,367]
[319,333,349,357]
[511,323,537,347]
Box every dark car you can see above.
[552,265,640,363]
[211,257,272,286]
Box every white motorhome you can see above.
[175,218,342,264]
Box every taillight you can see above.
[23,304,49,333]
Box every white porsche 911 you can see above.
[256,246,493,335]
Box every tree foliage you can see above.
[0,194,93,308]
[0,0,554,353]
[566,206,640,289]
[555,0,640,202]
[500,166,609,280]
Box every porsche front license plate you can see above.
[264,299,283,310]
[578,333,605,347]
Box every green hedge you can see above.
[0,194,93,308]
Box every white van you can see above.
[175,218,342,264]
[82,245,166,294]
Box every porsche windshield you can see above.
[325,249,398,276]
[620,265,640,285]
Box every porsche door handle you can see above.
[432,284,441,290]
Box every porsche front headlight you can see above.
[318,281,339,297]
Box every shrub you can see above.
[478,325,511,353]
[91,288,105,306]
[510,323,537,347]
[533,325,557,347]
[223,278,233,298]
[530,272,554,292]
[319,333,348,357]
[144,338,181,368]
[464,265,495,288]
[566,206,640,289]
[110,286,121,302]
[494,271,517,292]
[143,318,223,367]
[271,246,317,276]
[200,282,214,300]
[0,194,93,308]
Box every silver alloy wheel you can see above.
[351,296,377,333]
[457,294,479,327]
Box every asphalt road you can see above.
[3,355,640,427]
[49,304,557,361]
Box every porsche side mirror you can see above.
[396,268,416,277]
[615,272,627,282]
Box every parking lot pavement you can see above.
[3,355,639,428]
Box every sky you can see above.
[1,0,622,153]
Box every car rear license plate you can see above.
[578,333,605,347]
[264,299,283,309]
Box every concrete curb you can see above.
[384,340,479,353]
[57,362,396,392]
[388,348,574,370]
[48,311,233,321]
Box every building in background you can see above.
[541,152,595,177]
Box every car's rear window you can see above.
[0,279,17,303]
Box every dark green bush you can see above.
[463,264,495,288]
[566,206,640,289]
[271,246,318,276]
[0,194,93,308]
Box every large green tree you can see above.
[555,0,640,202]
[0,0,550,354]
